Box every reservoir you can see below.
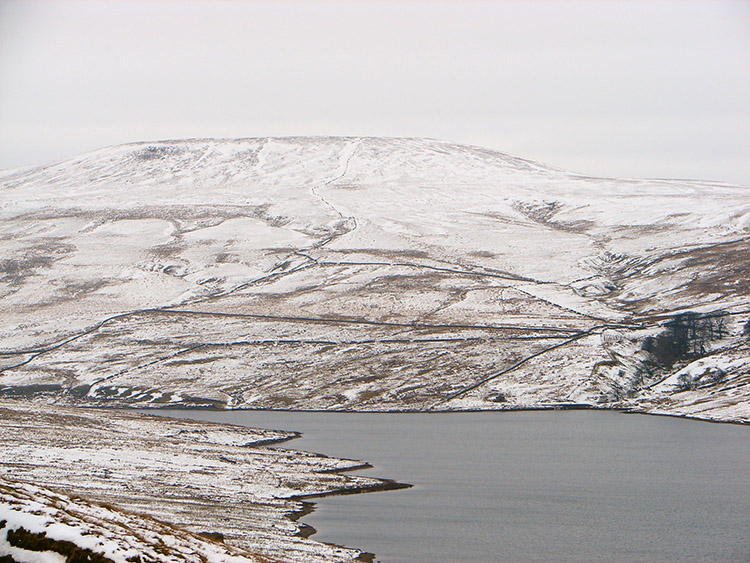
[146,410,750,562]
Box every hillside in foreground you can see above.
[0,137,748,422]
[0,400,399,562]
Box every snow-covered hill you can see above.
[1,137,748,421]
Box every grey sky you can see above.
[1,0,748,183]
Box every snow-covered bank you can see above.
[0,400,406,562]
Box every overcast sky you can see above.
[1,0,748,183]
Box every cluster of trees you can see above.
[664,311,729,356]
[642,311,729,367]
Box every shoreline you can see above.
[0,399,407,562]
[4,400,746,563]
[129,401,750,426]
[287,480,413,562]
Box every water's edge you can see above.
[131,403,749,426]
[143,408,750,562]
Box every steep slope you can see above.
[1,137,748,421]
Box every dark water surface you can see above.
[145,410,750,562]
